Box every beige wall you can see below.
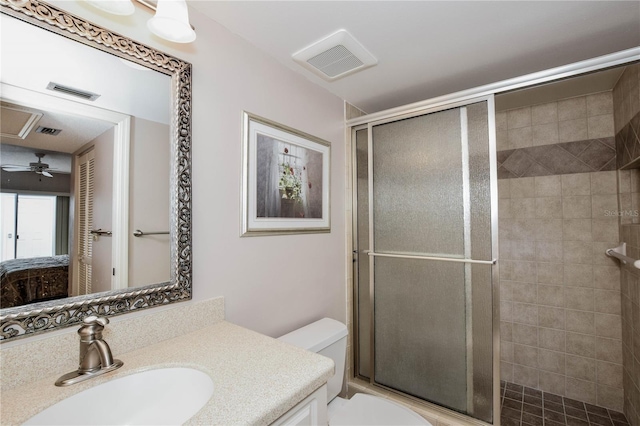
[128,117,170,286]
[47,1,347,338]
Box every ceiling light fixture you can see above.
[84,0,196,44]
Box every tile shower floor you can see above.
[500,382,629,426]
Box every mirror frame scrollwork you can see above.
[0,0,192,341]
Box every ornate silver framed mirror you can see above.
[0,0,192,340]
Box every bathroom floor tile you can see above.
[501,382,629,426]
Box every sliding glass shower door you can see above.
[353,99,498,423]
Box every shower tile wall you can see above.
[613,63,640,425]
[498,91,624,410]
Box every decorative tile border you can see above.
[497,138,616,179]
[616,110,640,169]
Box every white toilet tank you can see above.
[278,318,348,402]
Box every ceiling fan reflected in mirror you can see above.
[1,153,56,178]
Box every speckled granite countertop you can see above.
[0,321,334,425]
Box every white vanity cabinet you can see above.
[271,385,328,426]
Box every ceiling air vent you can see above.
[36,126,62,136]
[292,30,377,81]
[46,82,101,101]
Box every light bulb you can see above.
[85,0,135,16]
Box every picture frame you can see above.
[242,112,331,236]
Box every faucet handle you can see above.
[83,316,109,327]
[78,316,109,338]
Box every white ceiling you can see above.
[190,1,640,114]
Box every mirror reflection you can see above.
[0,13,172,309]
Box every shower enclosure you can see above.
[351,97,499,423]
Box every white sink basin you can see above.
[24,367,214,425]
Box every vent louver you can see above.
[292,30,377,81]
[36,126,62,136]
[46,82,100,101]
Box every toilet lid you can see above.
[330,394,432,426]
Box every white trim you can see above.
[1,83,130,291]
[347,47,640,126]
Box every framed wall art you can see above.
[241,112,330,236]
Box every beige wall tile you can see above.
[587,92,614,117]
[513,282,537,304]
[592,219,619,242]
[563,196,592,219]
[595,289,622,314]
[511,177,536,198]
[533,123,559,146]
[567,332,596,358]
[535,175,562,197]
[508,107,532,129]
[501,300,513,322]
[501,341,514,362]
[587,114,615,139]
[538,285,565,308]
[513,323,539,347]
[514,302,538,325]
[508,126,533,149]
[532,102,558,126]
[539,306,565,330]
[590,171,618,195]
[596,384,624,412]
[501,321,513,341]
[536,197,562,218]
[499,179,511,198]
[513,364,539,388]
[559,118,589,142]
[501,260,537,283]
[500,240,536,261]
[539,327,566,352]
[618,170,631,193]
[501,362,514,383]
[539,349,565,374]
[562,174,591,196]
[566,354,596,381]
[596,361,623,388]
[539,370,566,395]
[566,310,595,334]
[558,96,587,121]
[536,219,564,241]
[499,198,513,219]
[563,241,593,264]
[595,337,623,364]
[563,219,593,241]
[591,195,619,219]
[566,377,596,404]
[514,343,539,368]
[564,263,593,287]
[497,130,509,151]
[537,262,563,285]
[593,265,621,290]
[512,198,536,218]
[595,313,622,339]
[565,287,595,311]
[496,111,507,132]
[536,241,563,262]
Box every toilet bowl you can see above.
[278,318,431,425]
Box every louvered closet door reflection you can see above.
[369,101,494,423]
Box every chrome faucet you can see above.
[55,316,123,387]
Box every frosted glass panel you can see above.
[374,257,467,411]
[372,109,464,256]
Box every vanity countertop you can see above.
[0,321,335,425]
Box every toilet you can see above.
[278,318,432,425]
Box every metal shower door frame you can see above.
[351,94,500,424]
